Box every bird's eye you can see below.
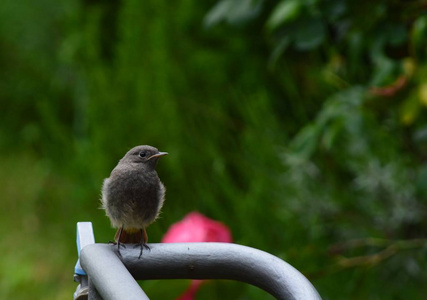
[139,151,147,158]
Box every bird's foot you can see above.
[133,243,150,250]
[109,240,126,248]
[134,243,150,259]
[109,241,126,257]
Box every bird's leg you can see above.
[134,228,150,259]
[142,228,150,250]
[114,226,126,257]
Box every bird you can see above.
[101,145,168,258]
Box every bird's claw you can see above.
[134,243,150,259]
[133,243,150,250]
[109,241,126,248]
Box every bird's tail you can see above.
[114,227,148,244]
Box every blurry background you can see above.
[1,0,427,299]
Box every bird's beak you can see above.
[148,152,168,160]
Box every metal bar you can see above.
[88,277,103,300]
[80,243,321,300]
[74,222,96,300]
[80,243,149,300]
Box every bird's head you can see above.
[121,145,168,170]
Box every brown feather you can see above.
[114,227,147,244]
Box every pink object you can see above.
[162,211,232,244]
[162,212,233,299]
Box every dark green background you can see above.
[1,0,426,299]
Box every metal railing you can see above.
[74,222,321,300]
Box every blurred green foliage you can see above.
[1,0,427,299]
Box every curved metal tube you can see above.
[81,243,321,300]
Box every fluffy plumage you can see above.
[101,145,167,257]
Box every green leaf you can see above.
[294,18,326,50]
[268,36,291,69]
[412,15,427,59]
[290,124,321,159]
[266,0,303,31]
[204,0,262,28]
[400,94,420,126]
[369,37,398,86]
[204,0,234,28]
[321,120,343,150]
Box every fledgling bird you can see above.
[101,145,168,258]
